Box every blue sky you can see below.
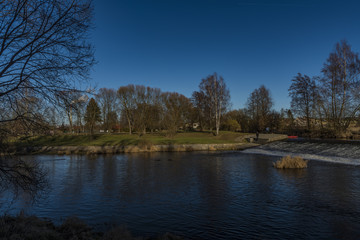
[90,0,360,110]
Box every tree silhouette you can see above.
[0,0,94,206]
[320,40,360,134]
[289,73,317,131]
[246,85,273,132]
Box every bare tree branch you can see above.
[0,0,94,208]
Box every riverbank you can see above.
[14,142,260,154]
[14,132,247,146]
[10,133,288,154]
[0,215,182,240]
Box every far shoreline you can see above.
[9,133,288,155]
[13,142,261,155]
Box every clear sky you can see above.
[90,0,360,110]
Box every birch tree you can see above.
[197,73,230,135]
[320,40,360,134]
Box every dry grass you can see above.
[273,155,308,169]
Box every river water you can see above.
[1,141,360,239]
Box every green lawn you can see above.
[15,131,248,147]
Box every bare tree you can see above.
[73,94,89,133]
[117,85,136,134]
[0,0,94,203]
[3,89,49,136]
[162,92,192,136]
[195,73,230,135]
[55,90,87,133]
[133,86,161,135]
[105,111,118,132]
[97,88,117,132]
[118,85,163,135]
[319,40,360,135]
[246,85,273,132]
[0,0,95,124]
[289,73,318,131]
[192,90,212,131]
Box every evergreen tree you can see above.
[84,98,101,135]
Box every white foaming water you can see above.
[242,140,360,165]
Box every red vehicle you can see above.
[288,136,298,139]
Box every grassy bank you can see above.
[0,215,182,240]
[14,131,248,147]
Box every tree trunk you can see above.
[128,119,132,135]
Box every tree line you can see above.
[66,73,232,137]
[82,40,360,138]
[0,10,358,139]
[26,73,285,137]
[288,40,360,138]
[1,74,284,137]
[3,40,360,139]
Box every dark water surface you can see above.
[2,151,360,239]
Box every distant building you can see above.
[192,123,200,129]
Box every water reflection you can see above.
[0,155,49,213]
[276,168,307,180]
[1,152,360,239]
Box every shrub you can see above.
[222,119,241,132]
[137,138,153,148]
[273,155,308,169]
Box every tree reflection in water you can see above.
[1,152,360,239]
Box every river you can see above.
[1,141,360,239]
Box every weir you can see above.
[242,139,360,165]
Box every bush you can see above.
[273,155,308,169]
[222,119,241,132]
[137,138,153,148]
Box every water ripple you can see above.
[1,152,360,239]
